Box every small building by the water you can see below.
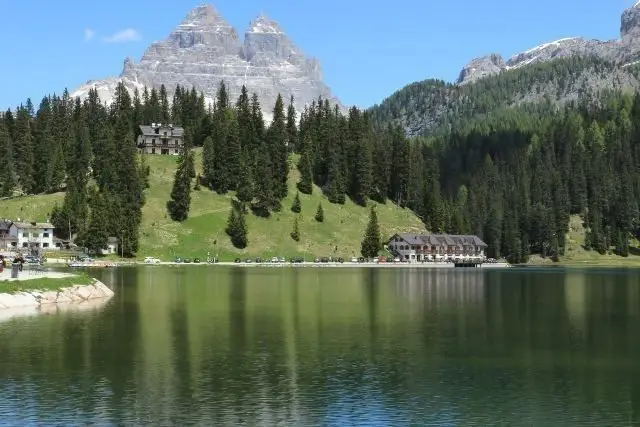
[99,237,119,256]
[137,123,184,155]
[387,233,488,262]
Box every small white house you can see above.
[98,237,119,255]
[8,221,57,253]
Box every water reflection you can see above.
[0,267,639,425]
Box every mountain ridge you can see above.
[457,3,640,85]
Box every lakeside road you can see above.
[58,260,511,269]
[0,268,75,282]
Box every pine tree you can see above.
[0,121,16,197]
[290,216,300,242]
[226,202,248,249]
[315,203,324,222]
[84,191,110,254]
[47,144,66,192]
[267,94,289,200]
[14,106,35,193]
[167,150,192,221]
[286,95,298,152]
[236,148,254,205]
[291,192,302,213]
[361,205,381,258]
[297,141,313,194]
[202,135,215,188]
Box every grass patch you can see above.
[528,215,640,267]
[0,274,93,294]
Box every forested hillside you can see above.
[369,57,640,137]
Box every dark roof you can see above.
[390,233,487,247]
[139,124,184,137]
[12,221,54,229]
[0,220,11,232]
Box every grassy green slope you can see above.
[140,150,425,260]
[0,149,425,260]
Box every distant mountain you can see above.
[457,2,640,84]
[369,4,640,137]
[71,5,340,117]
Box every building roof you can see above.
[0,220,11,232]
[139,124,185,137]
[107,237,119,244]
[12,222,55,229]
[390,233,488,247]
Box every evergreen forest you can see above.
[2,67,640,262]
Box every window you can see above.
[23,232,28,237]
[33,233,39,238]
[152,138,156,145]
[175,139,179,144]
[43,233,49,238]
[11,242,16,247]
[155,128,159,135]
[164,132,167,136]
[22,243,28,248]
[151,148,156,154]
[43,243,49,248]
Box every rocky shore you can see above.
[0,279,114,310]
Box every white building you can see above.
[8,221,57,253]
[137,123,184,155]
[99,237,119,255]
[387,233,488,262]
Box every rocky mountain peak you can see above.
[71,3,340,121]
[457,54,505,85]
[247,14,284,34]
[622,1,640,41]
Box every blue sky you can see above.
[1,0,635,110]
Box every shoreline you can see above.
[0,276,114,310]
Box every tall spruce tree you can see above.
[291,192,302,213]
[167,149,192,222]
[0,121,16,197]
[83,191,110,254]
[226,202,248,249]
[267,94,289,200]
[297,136,314,194]
[290,216,300,242]
[361,205,381,258]
[315,202,324,222]
[286,95,298,152]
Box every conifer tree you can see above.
[167,150,192,222]
[290,216,300,242]
[236,148,254,205]
[291,192,302,213]
[361,205,381,258]
[47,144,66,192]
[202,135,215,188]
[286,95,298,152]
[0,122,16,197]
[83,191,110,254]
[14,106,35,193]
[267,94,289,200]
[297,140,314,194]
[315,203,324,223]
[226,202,248,249]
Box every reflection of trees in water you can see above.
[1,268,640,425]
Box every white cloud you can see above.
[84,28,95,42]
[102,28,141,43]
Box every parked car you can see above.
[183,258,192,263]
[358,257,365,263]
[193,258,201,263]
[234,258,241,263]
[271,256,279,263]
[278,257,286,263]
[244,258,253,263]
[174,257,182,263]
[144,257,161,264]
[255,257,262,263]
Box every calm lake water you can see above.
[1,266,640,426]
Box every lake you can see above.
[1,266,639,426]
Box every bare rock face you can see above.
[457,54,506,85]
[71,5,340,118]
[457,3,640,84]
